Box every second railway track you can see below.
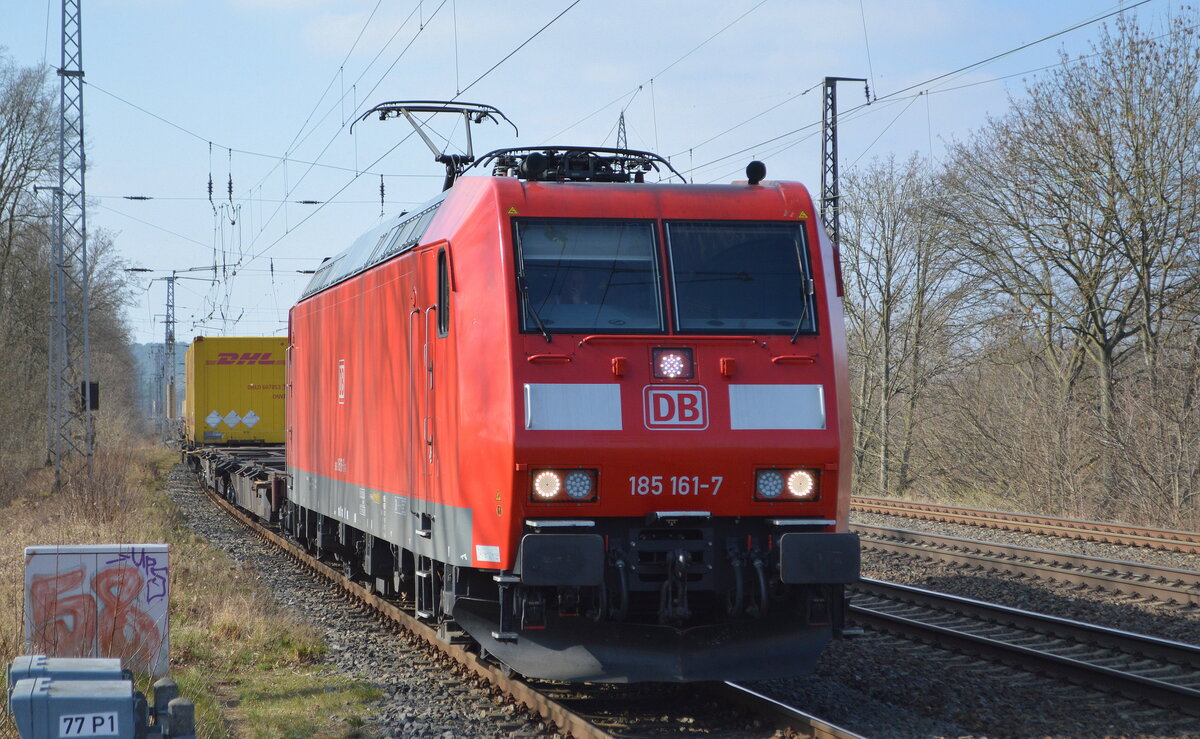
[853,496,1200,553]
[850,578,1200,716]
[854,523,1200,605]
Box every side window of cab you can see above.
[437,248,450,337]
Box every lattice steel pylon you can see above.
[48,0,94,487]
[162,275,176,442]
[820,76,867,247]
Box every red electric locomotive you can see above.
[285,103,859,682]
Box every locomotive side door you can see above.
[409,247,440,543]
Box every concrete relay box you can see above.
[9,677,142,739]
[7,655,128,690]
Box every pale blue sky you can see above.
[1,0,1180,343]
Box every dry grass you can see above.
[1,440,379,738]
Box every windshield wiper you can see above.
[790,277,814,344]
[517,273,552,342]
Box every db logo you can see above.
[643,386,708,430]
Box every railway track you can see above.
[849,578,1200,716]
[852,496,1200,553]
[195,470,865,739]
[853,523,1200,605]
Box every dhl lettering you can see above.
[206,352,284,366]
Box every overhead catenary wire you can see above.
[238,0,585,267]
[284,0,385,156]
[455,0,582,97]
[859,0,877,101]
[546,0,772,141]
[453,0,460,94]
[41,0,52,69]
[667,81,823,160]
[698,9,1199,185]
[683,0,1160,179]
[102,0,1170,343]
[258,0,437,190]
[96,194,429,204]
[85,82,418,179]
[242,0,452,256]
[214,0,744,332]
[846,92,921,171]
[97,203,211,250]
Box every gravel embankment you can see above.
[173,465,1200,738]
[167,465,555,739]
[749,511,1200,739]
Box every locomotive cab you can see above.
[448,151,859,681]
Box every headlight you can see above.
[755,468,819,501]
[564,470,593,499]
[530,468,598,502]
[533,470,562,499]
[756,470,784,499]
[786,470,817,500]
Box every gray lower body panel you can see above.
[288,466,474,567]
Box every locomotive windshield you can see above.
[666,221,816,334]
[514,219,663,334]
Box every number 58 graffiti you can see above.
[28,564,162,673]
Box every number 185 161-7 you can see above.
[628,475,722,496]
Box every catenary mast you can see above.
[48,0,94,486]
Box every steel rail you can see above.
[851,578,1200,715]
[195,472,856,738]
[853,523,1200,605]
[852,497,1200,553]
[201,484,613,739]
[719,682,869,739]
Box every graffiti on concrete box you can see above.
[25,544,170,675]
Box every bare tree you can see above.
[938,14,1200,518]
[841,153,976,497]
[0,54,142,497]
[0,57,55,290]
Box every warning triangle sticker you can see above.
[797,211,809,219]
[507,207,519,215]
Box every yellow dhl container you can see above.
[183,336,287,446]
